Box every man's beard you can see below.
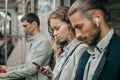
[89,24,101,46]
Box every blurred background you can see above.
[0,0,120,66]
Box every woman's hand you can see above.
[38,66,52,78]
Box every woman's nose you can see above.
[53,30,57,37]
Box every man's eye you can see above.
[23,25,27,28]
[75,24,83,29]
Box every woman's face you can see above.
[50,18,70,43]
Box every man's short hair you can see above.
[21,13,40,27]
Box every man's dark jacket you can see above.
[74,33,120,80]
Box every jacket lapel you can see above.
[74,51,90,80]
[55,40,82,79]
[92,45,109,80]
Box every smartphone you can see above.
[32,62,52,74]
[32,62,40,67]
[32,62,45,71]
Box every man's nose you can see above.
[75,30,82,40]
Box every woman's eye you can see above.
[55,26,60,30]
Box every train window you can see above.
[38,0,55,15]
[26,1,31,13]
[0,12,11,37]
[35,0,38,14]
[61,0,70,7]
[60,0,76,7]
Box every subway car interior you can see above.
[0,0,120,66]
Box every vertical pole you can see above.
[4,0,8,66]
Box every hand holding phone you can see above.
[32,62,52,73]
[32,62,52,78]
[32,62,46,71]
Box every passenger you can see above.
[0,36,14,65]
[0,13,52,80]
[0,32,3,40]
[68,0,120,80]
[38,6,87,80]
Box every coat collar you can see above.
[55,39,83,79]
[92,46,108,80]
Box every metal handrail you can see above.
[4,0,8,66]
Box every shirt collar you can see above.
[67,38,78,50]
[61,38,78,57]
[87,29,114,55]
[28,32,41,42]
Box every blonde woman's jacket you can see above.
[55,39,88,80]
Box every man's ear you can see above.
[32,21,37,27]
[92,10,102,24]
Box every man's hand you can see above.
[0,72,9,78]
[0,65,8,73]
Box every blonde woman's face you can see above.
[50,18,70,43]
